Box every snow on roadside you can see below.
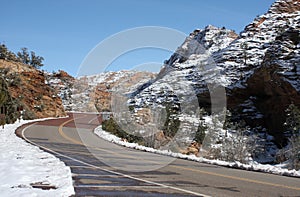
[0,119,74,197]
[94,126,300,177]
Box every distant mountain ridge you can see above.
[47,70,155,112]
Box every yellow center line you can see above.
[58,116,300,192]
[23,119,207,197]
[170,165,300,191]
[58,115,161,163]
[47,147,93,156]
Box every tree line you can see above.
[0,44,44,69]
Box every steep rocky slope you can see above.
[46,70,75,111]
[129,25,237,110]
[221,0,300,145]
[47,70,155,112]
[45,0,299,157]
[0,60,65,121]
[128,0,300,146]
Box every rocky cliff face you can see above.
[0,60,66,121]
[224,0,300,145]
[215,0,299,88]
[165,25,238,66]
[128,25,237,110]
[47,70,155,112]
[128,0,300,146]
[45,0,299,149]
[46,70,75,111]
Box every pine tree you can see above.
[0,44,19,62]
[30,51,44,68]
[162,102,180,138]
[17,47,30,64]
[284,103,300,170]
[194,121,207,144]
[0,44,9,60]
[194,108,207,144]
[285,103,300,137]
[240,42,248,65]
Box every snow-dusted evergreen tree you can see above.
[284,103,300,170]
[194,108,207,144]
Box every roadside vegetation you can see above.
[0,69,23,125]
[0,43,62,126]
[102,118,144,143]
[103,103,300,171]
[161,102,180,138]
[276,103,300,170]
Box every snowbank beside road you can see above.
[94,126,300,177]
[0,119,74,197]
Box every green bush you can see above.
[22,109,36,120]
[0,76,22,124]
[162,103,180,138]
[8,74,21,87]
[194,121,207,144]
[102,118,144,143]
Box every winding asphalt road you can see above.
[16,113,300,197]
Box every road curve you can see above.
[16,113,300,197]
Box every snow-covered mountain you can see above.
[215,0,299,88]
[47,70,155,112]
[129,25,237,108]
[46,70,74,111]
[128,0,300,146]
[47,0,299,161]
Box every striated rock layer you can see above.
[128,0,300,145]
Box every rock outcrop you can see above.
[0,60,66,120]
[47,70,155,112]
[128,0,300,146]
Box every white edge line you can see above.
[21,123,210,197]
[75,185,165,188]
[87,115,100,124]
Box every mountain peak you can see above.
[166,26,237,66]
[204,24,218,30]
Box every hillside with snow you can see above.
[108,0,300,166]
[46,0,300,171]
[47,70,155,112]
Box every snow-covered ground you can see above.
[94,126,300,177]
[0,119,74,197]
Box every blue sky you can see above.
[1,0,274,76]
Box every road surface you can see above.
[16,113,300,197]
